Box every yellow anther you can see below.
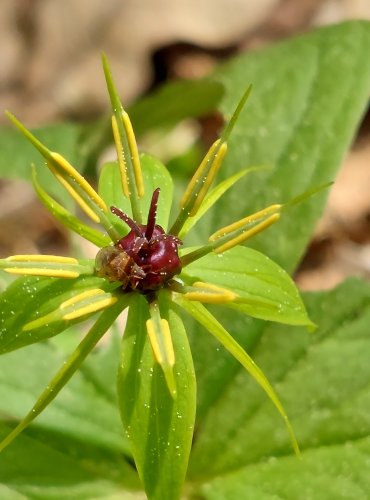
[180,139,221,210]
[210,204,282,241]
[61,289,105,309]
[191,142,228,216]
[6,255,78,264]
[112,115,130,197]
[50,152,107,212]
[146,318,175,366]
[214,213,281,254]
[62,296,117,320]
[49,164,101,223]
[4,268,79,278]
[122,111,144,198]
[184,281,237,304]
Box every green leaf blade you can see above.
[118,294,196,500]
[0,275,116,353]
[0,422,139,499]
[0,338,131,457]
[0,299,126,453]
[184,246,313,327]
[188,279,370,484]
[177,298,300,458]
[206,21,370,273]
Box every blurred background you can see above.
[0,0,369,290]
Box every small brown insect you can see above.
[95,188,182,292]
[95,245,145,289]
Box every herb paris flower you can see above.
[0,56,315,481]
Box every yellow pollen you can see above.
[146,318,175,366]
[61,289,106,309]
[184,281,237,303]
[4,268,79,278]
[180,139,221,209]
[214,213,281,254]
[6,255,78,264]
[50,152,108,212]
[122,111,144,198]
[111,115,130,197]
[191,142,228,216]
[49,164,101,223]
[62,296,117,320]
[209,204,282,241]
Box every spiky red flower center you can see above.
[95,188,182,291]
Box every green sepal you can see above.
[175,296,300,457]
[32,166,110,247]
[179,166,269,238]
[102,54,143,222]
[117,293,196,500]
[99,153,173,234]
[184,246,314,328]
[0,275,120,353]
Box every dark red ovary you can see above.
[118,225,182,291]
[96,189,182,291]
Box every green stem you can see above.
[180,245,213,267]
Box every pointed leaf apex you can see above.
[221,84,253,142]
[102,54,123,114]
[6,111,53,161]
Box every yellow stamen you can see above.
[180,139,221,209]
[50,152,107,212]
[4,268,79,278]
[210,204,282,241]
[49,164,101,223]
[184,281,237,303]
[122,111,144,198]
[112,115,130,197]
[214,213,281,254]
[6,255,78,264]
[62,296,117,320]
[146,318,175,366]
[61,289,105,309]
[191,142,227,216]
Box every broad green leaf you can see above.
[0,335,136,476]
[118,294,196,500]
[0,423,141,499]
[0,300,126,453]
[129,79,224,137]
[189,19,370,427]
[0,275,117,353]
[199,436,370,500]
[205,21,370,272]
[189,278,370,483]
[176,298,299,457]
[0,123,82,181]
[0,123,83,210]
[184,246,313,327]
[98,153,173,234]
